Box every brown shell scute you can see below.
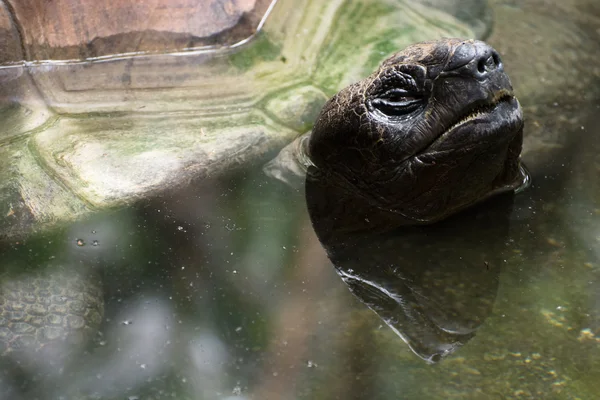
[1,0,275,63]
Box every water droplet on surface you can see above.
[92,240,99,246]
[76,239,85,246]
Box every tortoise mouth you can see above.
[440,89,519,138]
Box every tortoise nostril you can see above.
[477,58,486,74]
[445,41,503,78]
[476,53,501,75]
[492,52,501,66]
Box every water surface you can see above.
[0,0,599,399]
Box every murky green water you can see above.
[0,0,599,399]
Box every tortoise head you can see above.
[308,38,527,225]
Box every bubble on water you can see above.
[76,239,85,246]
[92,240,99,246]
[91,230,97,234]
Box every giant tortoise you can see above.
[0,0,492,386]
[0,0,599,397]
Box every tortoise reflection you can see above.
[306,178,517,363]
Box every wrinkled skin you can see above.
[306,38,527,234]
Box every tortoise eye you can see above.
[369,89,424,120]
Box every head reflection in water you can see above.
[302,39,528,362]
[310,195,515,363]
